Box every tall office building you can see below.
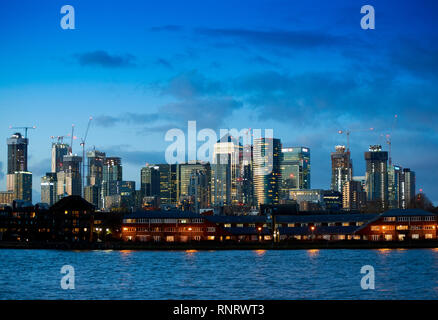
[41,172,57,206]
[158,164,178,206]
[387,164,402,209]
[364,145,388,209]
[101,157,122,208]
[280,147,310,199]
[7,132,28,191]
[211,135,242,206]
[87,150,105,186]
[342,180,366,211]
[330,145,352,193]
[241,144,255,206]
[13,171,32,203]
[51,143,69,173]
[188,169,210,212]
[253,138,282,205]
[84,185,99,208]
[140,164,160,198]
[60,155,82,197]
[400,168,415,209]
[178,161,210,204]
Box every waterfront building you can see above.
[253,138,282,205]
[280,147,310,200]
[322,190,343,211]
[356,209,436,241]
[330,145,352,193]
[364,145,388,210]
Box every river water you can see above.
[0,248,437,299]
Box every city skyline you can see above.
[1,1,438,204]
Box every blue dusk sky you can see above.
[0,0,437,204]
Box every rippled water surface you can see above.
[1,248,438,299]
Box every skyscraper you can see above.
[158,164,178,206]
[102,157,122,208]
[400,168,415,209]
[13,171,32,203]
[211,134,242,206]
[330,145,352,193]
[51,142,69,173]
[188,169,210,212]
[140,164,160,198]
[387,164,402,209]
[280,147,310,199]
[87,150,105,187]
[253,138,282,205]
[59,155,82,197]
[178,161,210,204]
[364,145,388,210]
[342,180,366,211]
[7,132,28,191]
[41,172,57,206]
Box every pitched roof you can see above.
[50,196,94,211]
[381,209,436,217]
[274,213,378,224]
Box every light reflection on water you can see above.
[0,248,437,300]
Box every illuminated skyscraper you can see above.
[178,161,210,205]
[101,157,122,208]
[158,164,178,206]
[140,164,160,198]
[387,164,402,209]
[400,168,415,209]
[280,147,310,200]
[364,145,388,209]
[211,134,242,206]
[87,150,105,186]
[253,138,282,205]
[342,180,366,211]
[57,155,82,198]
[330,145,352,193]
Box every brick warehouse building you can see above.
[121,211,271,242]
[356,209,437,241]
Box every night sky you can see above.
[1,0,437,204]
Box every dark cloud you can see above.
[150,25,184,32]
[75,50,136,68]
[155,58,173,69]
[94,113,165,127]
[104,145,165,166]
[194,27,353,50]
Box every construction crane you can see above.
[337,127,375,151]
[50,135,70,144]
[383,114,398,166]
[80,117,93,197]
[68,124,77,155]
[9,125,36,139]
